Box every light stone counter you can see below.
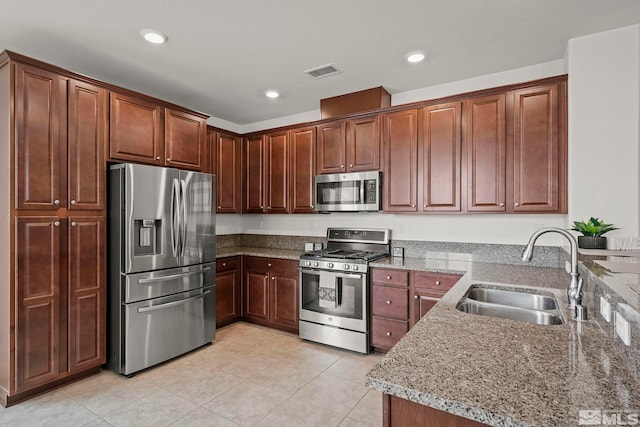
[216,246,303,260]
[366,260,640,427]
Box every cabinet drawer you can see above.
[412,271,461,291]
[371,317,408,350]
[371,268,408,287]
[244,256,298,275]
[372,285,408,319]
[217,256,239,272]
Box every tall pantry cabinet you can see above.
[0,53,106,406]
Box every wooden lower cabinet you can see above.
[371,268,461,352]
[215,257,242,327]
[243,257,299,333]
[383,394,489,427]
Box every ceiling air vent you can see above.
[304,64,340,79]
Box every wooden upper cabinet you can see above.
[164,109,207,171]
[15,217,61,392]
[244,135,265,213]
[465,94,506,212]
[420,102,462,212]
[316,116,380,174]
[68,80,107,211]
[265,131,289,213]
[14,64,65,210]
[215,131,242,213]
[348,116,380,171]
[67,216,105,373]
[512,83,564,212]
[109,92,163,165]
[316,121,346,174]
[383,109,418,212]
[290,126,316,213]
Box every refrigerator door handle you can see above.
[171,179,180,257]
[137,290,211,313]
[137,267,211,284]
[180,179,188,258]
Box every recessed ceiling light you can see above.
[140,29,168,44]
[265,90,280,99]
[406,51,425,63]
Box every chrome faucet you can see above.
[521,227,587,321]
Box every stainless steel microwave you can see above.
[315,171,382,212]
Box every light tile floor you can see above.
[0,322,384,426]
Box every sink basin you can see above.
[466,287,558,310]
[456,286,564,326]
[457,301,563,325]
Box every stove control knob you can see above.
[353,265,359,271]
[344,264,350,270]
[305,261,312,267]
[313,262,320,267]
[328,263,334,268]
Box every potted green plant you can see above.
[570,217,618,249]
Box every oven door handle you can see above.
[335,272,364,279]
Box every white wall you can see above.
[216,24,640,246]
[568,24,640,237]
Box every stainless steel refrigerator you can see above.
[107,163,216,376]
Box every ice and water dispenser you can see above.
[134,219,161,256]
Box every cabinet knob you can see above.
[349,164,353,168]
[386,300,391,305]
[268,263,272,267]
[424,204,428,208]
[499,202,505,207]
[222,262,226,267]
[414,295,419,299]
[386,275,391,280]
[53,221,60,227]
[386,331,392,336]
[341,165,344,168]
[71,221,77,227]
[272,277,276,280]
[435,280,441,286]
[156,156,161,160]
[53,199,60,205]
[70,200,77,205]
[412,204,416,208]
[167,158,172,161]
[515,202,520,207]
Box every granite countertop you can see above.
[216,246,303,260]
[365,260,640,427]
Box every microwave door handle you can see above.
[359,181,364,204]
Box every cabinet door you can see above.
[216,258,242,327]
[265,131,289,213]
[383,110,418,212]
[15,217,61,392]
[347,116,380,171]
[465,94,506,212]
[67,216,105,373]
[244,270,269,321]
[216,132,242,213]
[512,84,561,212]
[164,109,207,171]
[244,135,265,213]
[15,64,65,210]
[109,92,163,165]
[420,102,462,212]
[316,121,346,174]
[270,272,298,330]
[68,80,107,211]
[290,127,316,213]
[409,288,445,328]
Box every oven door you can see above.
[299,268,368,333]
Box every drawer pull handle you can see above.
[435,281,441,286]
[386,331,392,336]
[386,300,391,304]
[386,275,391,280]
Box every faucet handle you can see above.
[576,277,584,299]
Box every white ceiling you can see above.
[1,0,639,126]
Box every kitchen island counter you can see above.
[366,259,640,427]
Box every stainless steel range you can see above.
[298,228,390,354]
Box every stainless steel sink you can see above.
[456,286,563,326]
[466,287,558,311]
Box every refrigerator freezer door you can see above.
[180,171,216,265]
